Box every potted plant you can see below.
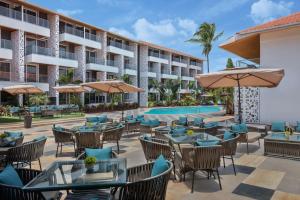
[84,156,97,173]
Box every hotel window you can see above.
[39,65,48,83]
[25,65,37,82]
[0,62,10,81]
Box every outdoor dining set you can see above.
[0,113,300,199]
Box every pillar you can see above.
[75,45,86,105]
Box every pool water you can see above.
[145,106,222,115]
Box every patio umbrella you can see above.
[195,67,284,123]
[2,84,43,95]
[53,85,86,104]
[82,80,144,119]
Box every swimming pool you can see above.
[145,106,222,115]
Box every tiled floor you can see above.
[1,114,300,200]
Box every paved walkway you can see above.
[1,112,300,200]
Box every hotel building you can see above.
[0,0,203,107]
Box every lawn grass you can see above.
[0,112,85,124]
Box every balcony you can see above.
[107,40,134,58]
[148,52,169,64]
[25,45,78,67]
[59,25,101,49]
[161,70,177,79]
[181,72,194,81]
[0,71,10,81]
[172,57,188,67]
[86,57,110,72]
[124,63,137,76]
[0,39,12,60]
[86,77,98,82]
[0,6,50,37]
[189,61,202,70]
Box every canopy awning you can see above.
[53,85,86,93]
[82,80,144,93]
[2,84,43,95]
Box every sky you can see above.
[29,0,300,72]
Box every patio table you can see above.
[23,158,127,192]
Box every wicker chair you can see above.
[218,134,240,175]
[52,125,75,157]
[139,137,176,179]
[5,138,47,170]
[119,161,173,200]
[125,121,140,134]
[171,119,188,127]
[14,136,24,147]
[102,126,124,154]
[181,145,223,192]
[0,168,62,200]
[154,129,169,141]
[74,131,102,156]
[139,121,167,135]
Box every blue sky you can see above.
[29,0,300,72]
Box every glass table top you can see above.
[155,125,186,132]
[265,133,300,142]
[164,132,221,144]
[23,158,127,191]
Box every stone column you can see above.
[139,45,148,107]
[75,45,86,105]
[131,43,138,102]
[48,14,60,105]
[115,54,124,78]
[98,31,107,64]
[11,30,25,106]
[154,62,161,101]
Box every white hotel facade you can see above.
[0,0,203,107]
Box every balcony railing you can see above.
[181,72,189,76]
[148,67,156,73]
[59,50,77,60]
[0,6,22,20]
[161,70,170,74]
[85,32,101,42]
[108,40,134,52]
[172,57,187,63]
[190,61,201,66]
[171,71,178,75]
[0,71,10,81]
[39,74,48,83]
[1,39,12,49]
[106,59,118,67]
[26,45,54,56]
[25,73,37,82]
[124,63,136,70]
[61,25,84,38]
[149,52,168,59]
[23,13,49,28]
[86,57,105,65]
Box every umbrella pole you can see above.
[237,79,242,123]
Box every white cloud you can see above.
[108,27,135,39]
[56,9,83,16]
[177,18,197,36]
[250,0,294,24]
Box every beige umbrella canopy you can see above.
[195,67,285,122]
[2,84,43,95]
[53,85,86,93]
[82,80,144,93]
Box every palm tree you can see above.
[121,74,132,84]
[187,23,223,73]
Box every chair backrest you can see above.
[52,127,73,143]
[154,130,169,141]
[102,126,124,141]
[221,135,239,156]
[0,168,45,200]
[6,138,47,164]
[74,131,101,151]
[139,137,173,161]
[119,161,172,200]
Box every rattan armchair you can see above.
[74,131,102,156]
[237,132,261,154]
[0,168,61,200]
[125,120,140,134]
[5,138,47,170]
[52,125,75,157]
[171,120,188,127]
[102,126,124,154]
[119,161,173,200]
[181,145,223,192]
[139,121,167,135]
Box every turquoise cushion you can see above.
[271,121,285,132]
[142,134,151,140]
[193,117,203,127]
[136,115,145,122]
[86,117,99,123]
[85,147,112,161]
[0,137,16,147]
[231,123,248,133]
[127,119,137,123]
[141,120,151,126]
[0,165,23,187]
[204,122,218,128]
[224,131,234,140]
[170,127,186,135]
[53,126,64,131]
[97,115,107,123]
[239,123,248,133]
[196,140,220,147]
[178,117,187,126]
[150,119,160,127]
[33,136,47,142]
[4,131,23,138]
[125,115,134,121]
[296,121,300,132]
[151,155,169,177]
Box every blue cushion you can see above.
[224,131,234,140]
[85,147,112,161]
[231,123,248,133]
[271,121,285,132]
[86,117,99,123]
[193,117,203,127]
[33,136,47,142]
[125,115,134,121]
[149,119,160,127]
[0,165,23,187]
[136,115,145,122]
[151,155,169,177]
[142,135,151,140]
[4,131,23,138]
[98,115,107,123]
[53,125,64,131]
[127,119,137,123]
[141,120,151,126]
[196,140,220,147]
[178,117,187,126]
[296,121,300,132]
[204,122,218,128]
[0,137,16,147]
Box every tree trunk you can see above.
[206,54,210,73]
